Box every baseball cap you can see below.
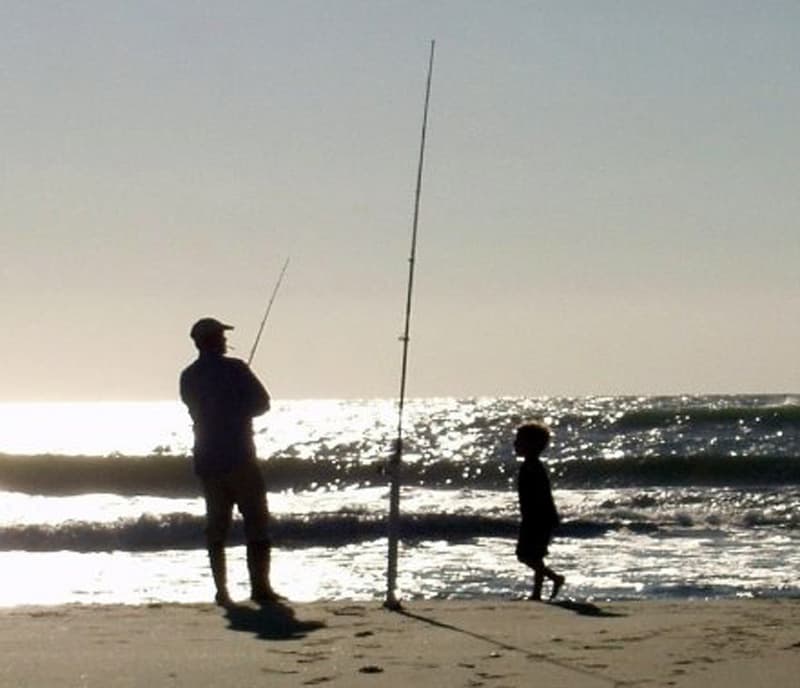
[190,317,234,341]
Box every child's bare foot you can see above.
[549,575,565,600]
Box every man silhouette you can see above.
[180,317,281,606]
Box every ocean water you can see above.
[0,395,798,607]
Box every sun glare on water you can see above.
[0,401,191,456]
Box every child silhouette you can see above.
[514,422,565,601]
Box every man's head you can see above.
[190,317,233,354]
[514,421,551,458]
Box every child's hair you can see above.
[515,421,551,455]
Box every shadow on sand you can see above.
[550,599,627,618]
[397,604,620,685]
[398,607,522,654]
[397,600,623,653]
[224,601,326,641]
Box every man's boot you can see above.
[208,544,232,606]
[247,540,281,604]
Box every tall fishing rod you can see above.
[385,39,436,611]
[247,255,290,366]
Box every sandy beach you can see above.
[1,597,798,687]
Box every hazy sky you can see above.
[2,1,798,401]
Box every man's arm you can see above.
[236,361,270,416]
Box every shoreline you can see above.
[2,598,798,687]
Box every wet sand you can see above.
[1,598,798,687]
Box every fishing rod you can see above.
[247,255,290,366]
[385,39,436,611]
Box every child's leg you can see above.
[530,561,545,600]
[541,562,565,600]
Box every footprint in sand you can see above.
[358,665,384,674]
[329,605,367,617]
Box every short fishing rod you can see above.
[385,39,436,611]
[247,256,290,366]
